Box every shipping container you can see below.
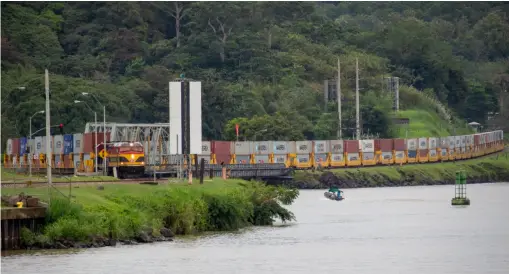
[408,150,417,159]
[63,155,72,168]
[344,140,360,153]
[330,153,344,163]
[254,141,271,155]
[418,138,428,150]
[428,138,437,149]
[313,140,329,154]
[53,135,64,154]
[406,139,417,151]
[41,136,54,155]
[11,138,20,155]
[314,153,328,166]
[212,141,232,164]
[273,154,288,164]
[73,134,84,153]
[295,154,311,168]
[295,141,312,154]
[381,152,393,161]
[273,141,290,154]
[394,151,405,161]
[362,152,376,165]
[234,154,250,164]
[460,135,467,147]
[254,154,270,163]
[233,141,253,155]
[19,137,27,156]
[63,134,74,154]
[418,149,428,162]
[440,149,447,158]
[83,132,111,154]
[454,136,461,148]
[439,137,448,148]
[394,139,405,151]
[376,139,393,152]
[329,140,344,153]
[429,149,438,160]
[6,139,13,155]
[360,140,374,153]
[28,139,35,156]
[448,137,455,149]
[346,153,360,163]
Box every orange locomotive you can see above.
[105,142,145,178]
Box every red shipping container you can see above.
[211,141,231,155]
[380,139,393,152]
[84,132,111,153]
[11,138,20,155]
[394,139,405,151]
[374,140,381,151]
[419,150,428,157]
[63,155,72,168]
[344,140,359,153]
[474,135,480,146]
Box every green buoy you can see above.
[451,170,470,206]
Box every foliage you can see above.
[2,2,508,145]
[12,179,299,244]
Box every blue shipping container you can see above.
[64,134,74,154]
[408,150,417,158]
[20,137,27,156]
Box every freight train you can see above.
[3,130,505,177]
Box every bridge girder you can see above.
[84,122,170,142]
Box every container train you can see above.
[3,130,505,178]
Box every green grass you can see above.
[392,109,473,138]
[1,167,119,183]
[4,178,299,247]
[294,154,509,187]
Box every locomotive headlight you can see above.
[131,154,134,159]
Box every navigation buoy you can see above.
[451,170,470,206]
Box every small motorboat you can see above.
[324,191,345,201]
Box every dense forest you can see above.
[1,2,508,144]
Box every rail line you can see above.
[0,178,169,189]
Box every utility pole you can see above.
[337,57,342,140]
[45,69,52,203]
[355,58,360,140]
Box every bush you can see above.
[23,180,299,246]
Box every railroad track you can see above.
[0,178,169,189]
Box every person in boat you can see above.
[328,186,343,199]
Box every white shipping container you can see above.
[35,137,43,155]
[363,152,375,160]
[347,153,360,161]
[455,136,461,148]
[273,141,289,154]
[313,140,329,154]
[381,152,393,160]
[234,141,253,155]
[395,151,405,159]
[274,155,287,164]
[439,138,448,148]
[296,141,312,154]
[73,134,84,153]
[407,139,418,151]
[441,149,447,157]
[6,139,13,155]
[287,141,297,154]
[460,135,467,147]
[330,154,344,162]
[361,140,375,153]
[296,154,311,163]
[428,138,437,149]
[53,135,64,154]
[201,141,211,155]
[235,155,250,164]
[329,140,344,153]
[448,137,456,149]
[418,138,428,150]
[429,149,437,157]
[314,153,327,164]
[254,141,271,155]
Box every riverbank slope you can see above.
[2,179,299,250]
[290,154,509,189]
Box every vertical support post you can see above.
[94,112,98,174]
[199,158,205,184]
[45,69,52,205]
[355,58,360,140]
[103,105,107,175]
[29,119,32,180]
[337,58,342,140]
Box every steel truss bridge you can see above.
[84,122,170,143]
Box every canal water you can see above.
[2,183,509,274]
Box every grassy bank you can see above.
[291,154,509,189]
[1,167,119,183]
[4,179,298,249]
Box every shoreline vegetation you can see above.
[4,180,299,250]
[288,154,509,189]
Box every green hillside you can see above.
[1,2,507,143]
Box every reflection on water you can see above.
[2,183,509,274]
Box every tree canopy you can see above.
[2,2,507,143]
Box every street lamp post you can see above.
[81,92,106,175]
[75,100,98,173]
[29,110,45,179]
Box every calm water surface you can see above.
[2,183,509,274]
